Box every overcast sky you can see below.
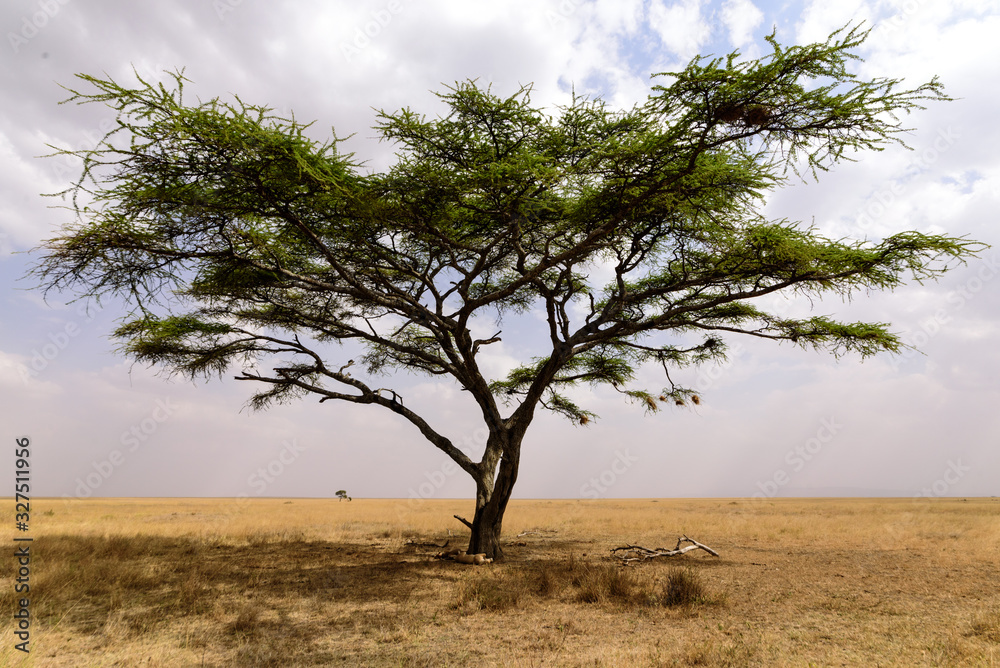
[2,0,998,503]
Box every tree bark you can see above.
[467,444,520,561]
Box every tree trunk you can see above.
[468,449,519,561]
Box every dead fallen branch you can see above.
[516,528,558,538]
[405,538,450,548]
[611,536,720,563]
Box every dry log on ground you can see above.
[611,536,719,563]
[515,529,558,538]
[405,538,450,548]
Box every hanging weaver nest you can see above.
[741,105,773,127]
[716,104,744,124]
[714,103,773,128]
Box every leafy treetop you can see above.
[32,23,980,467]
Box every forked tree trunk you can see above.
[467,447,519,561]
[462,391,541,561]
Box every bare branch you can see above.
[472,330,502,355]
[611,536,720,563]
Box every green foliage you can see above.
[30,25,983,432]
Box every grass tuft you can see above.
[661,567,709,607]
[227,605,264,638]
[574,564,637,605]
[454,570,524,612]
[967,608,1000,643]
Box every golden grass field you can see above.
[2,496,999,667]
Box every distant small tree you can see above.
[336,490,351,502]
[31,25,982,560]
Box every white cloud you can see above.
[796,0,876,44]
[592,0,645,35]
[0,130,70,248]
[721,0,764,48]
[2,0,999,499]
[0,350,61,397]
[648,0,712,59]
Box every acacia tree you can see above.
[32,26,980,559]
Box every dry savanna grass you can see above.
[1,497,999,666]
